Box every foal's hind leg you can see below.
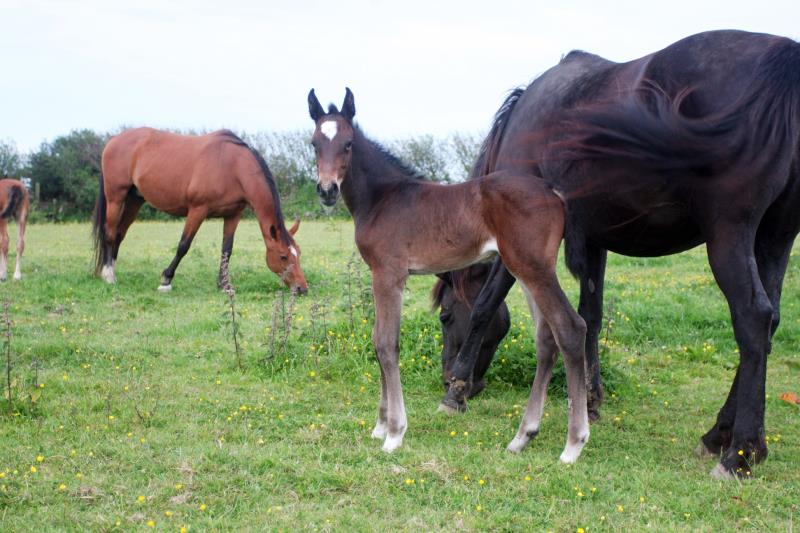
[159,208,208,291]
[507,297,559,453]
[0,219,8,281]
[218,212,243,290]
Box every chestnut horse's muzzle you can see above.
[317,182,339,206]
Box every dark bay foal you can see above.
[308,88,590,461]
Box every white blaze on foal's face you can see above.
[320,120,338,141]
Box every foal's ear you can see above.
[342,87,356,121]
[308,89,325,121]
[289,218,300,236]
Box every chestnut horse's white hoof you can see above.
[100,265,116,284]
[157,284,172,292]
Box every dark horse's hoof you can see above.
[438,379,469,414]
[710,439,768,479]
[467,379,486,399]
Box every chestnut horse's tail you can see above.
[92,175,107,275]
[0,184,24,220]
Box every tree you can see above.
[0,140,23,177]
[27,130,108,219]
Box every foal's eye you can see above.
[344,141,352,151]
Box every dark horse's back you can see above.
[493,29,800,262]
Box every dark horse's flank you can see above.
[309,89,592,462]
[442,30,800,478]
[93,128,308,294]
[432,264,510,398]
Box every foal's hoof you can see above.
[157,284,172,292]
[694,441,718,459]
[13,272,21,281]
[382,433,405,453]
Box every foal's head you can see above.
[307,88,356,207]
[266,219,308,295]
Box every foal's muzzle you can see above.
[317,182,340,207]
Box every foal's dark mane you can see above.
[351,126,425,183]
[216,130,290,244]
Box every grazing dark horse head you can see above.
[432,264,510,399]
[308,88,589,462]
[94,128,308,294]
[439,30,800,478]
[0,178,29,281]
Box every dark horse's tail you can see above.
[559,38,800,279]
[1,185,23,220]
[561,39,800,175]
[92,175,107,275]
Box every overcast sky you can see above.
[2,0,799,151]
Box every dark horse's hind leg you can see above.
[704,226,774,478]
[577,245,608,422]
[699,200,799,461]
[218,212,243,290]
[440,259,516,412]
[159,207,208,292]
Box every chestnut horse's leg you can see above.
[704,226,772,479]
[0,218,8,281]
[577,245,608,422]
[370,268,408,452]
[13,201,27,281]
[111,195,144,266]
[507,298,558,453]
[101,194,126,284]
[218,212,243,289]
[159,207,208,292]
[439,259,516,412]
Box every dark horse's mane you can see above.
[216,130,290,244]
[431,88,525,307]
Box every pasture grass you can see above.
[1,219,798,532]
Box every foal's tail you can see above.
[1,185,23,220]
[558,38,800,176]
[91,175,108,275]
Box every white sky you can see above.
[2,0,799,152]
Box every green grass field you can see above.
[1,219,798,532]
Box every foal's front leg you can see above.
[370,269,408,452]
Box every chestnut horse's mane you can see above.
[216,129,291,244]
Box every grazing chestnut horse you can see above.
[431,264,509,399]
[93,128,308,294]
[441,30,800,478]
[309,88,590,463]
[0,178,29,281]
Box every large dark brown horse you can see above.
[441,30,800,478]
[308,88,591,463]
[93,128,308,294]
[0,178,29,281]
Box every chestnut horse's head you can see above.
[308,88,356,207]
[265,219,308,295]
